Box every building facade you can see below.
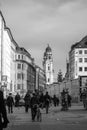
[15,47,36,96]
[0,11,37,97]
[69,36,87,80]
[35,66,46,92]
[43,44,54,85]
[0,10,48,97]
[0,11,18,97]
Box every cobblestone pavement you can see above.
[6,103,87,127]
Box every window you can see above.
[49,56,51,59]
[22,55,23,59]
[79,67,82,72]
[48,78,50,82]
[84,50,87,54]
[22,73,24,80]
[84,67,87,71]
[17,73,21,79]
[22,64,24,70]
[18,55,20,59]
[17,84,21,90]
[79,50,82,54]
[22,84,24,90]
[48,66,50,70]
[84,58,87,62]
[17,63,21,69]
[79,58,82,62]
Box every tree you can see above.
[57,69,63,83]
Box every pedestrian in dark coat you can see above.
[44,92,50,114]
[15,93,20,107]
[7,93,14,113]
[56,97,59,106]
[0,89,9,130]
[24,91,31,113]
[30,93,39,121]
[53,95,57,107]
[68,94,72,107]
[39,93,44,108]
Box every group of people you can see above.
[24,91,51,121]
[0,87,72,129]
[5,90,51,121]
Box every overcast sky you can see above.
[0,0,87,81]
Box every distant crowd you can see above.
[6,89,72,118]
[0,88,72,129]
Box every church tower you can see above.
[43,44,54,85]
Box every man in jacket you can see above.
[24,91,31,113]
[30,93,39,121]
[7,93,14,113]
[44,92,50,114]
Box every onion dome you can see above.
[45,44,52,52]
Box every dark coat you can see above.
[7,96,14,106]
[0,90,9,130]
[24,93,31,106]
[44,94,50,106]
[30,95,39,108]
[15,94,20,102]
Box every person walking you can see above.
[0,89,9,130]
[39,93,44,108]
[53,95,57,107]
[15,93,20,108]
[44,92,50,114]
[68,94,72,107]
[30,93,39,121]
[24,91,31,113]
[7,93,14,113]
[56,96,59,106]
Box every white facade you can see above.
[69,36,87,79]
[0,12,14,97]
[0,11,18,97]
[0,12,4,83]
[75,48,87,78]
[43,45,54,85]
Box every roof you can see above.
[71,36,87,50]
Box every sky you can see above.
[0,0,87,81]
